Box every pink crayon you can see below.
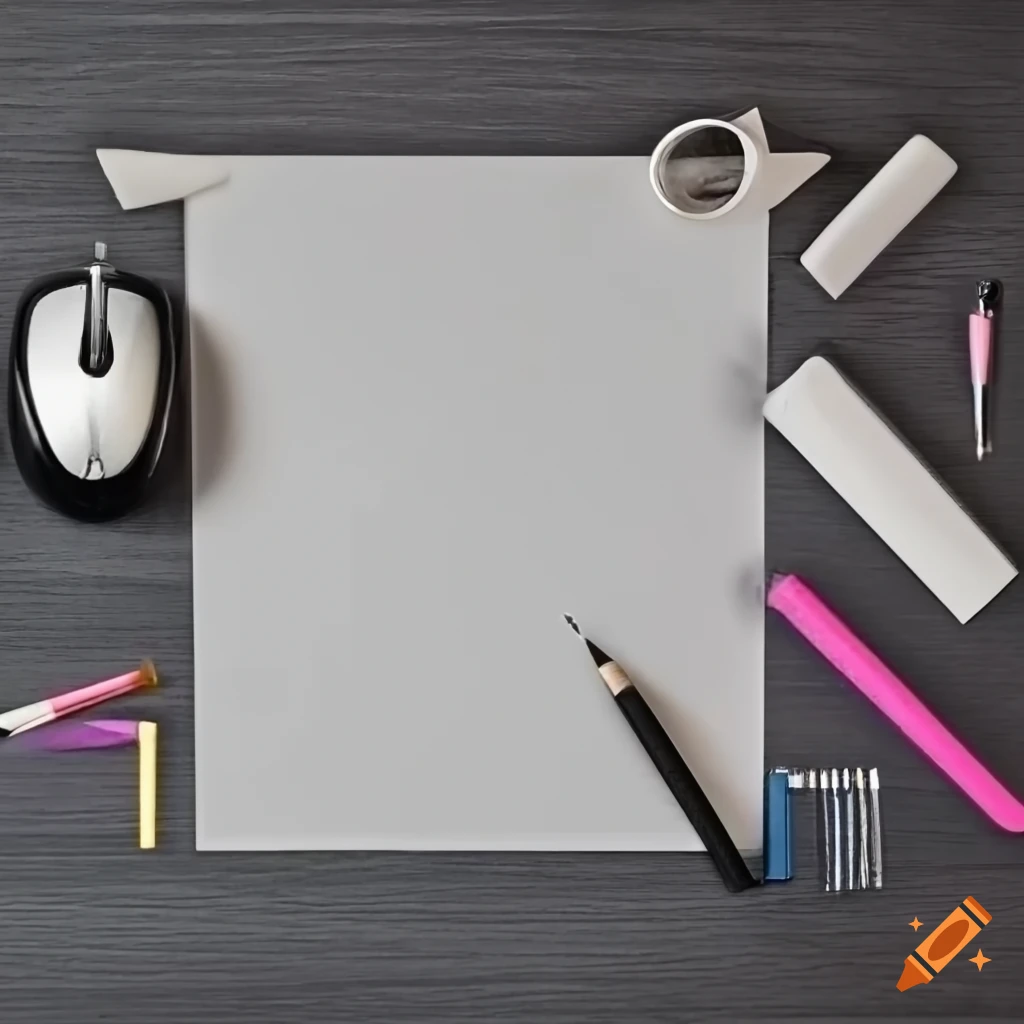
[23,719,141,751]
[0,660,157,737]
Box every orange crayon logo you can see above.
[897,897,992,991]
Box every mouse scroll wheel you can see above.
[80,270,115,378]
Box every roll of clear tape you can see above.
[649,118,760,221]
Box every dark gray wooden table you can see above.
[3,2,1024,1020]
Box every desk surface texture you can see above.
[2,1,1024,1020]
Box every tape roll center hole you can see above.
[658,126,746,214]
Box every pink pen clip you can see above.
[0,660,157,737]
[969,279,1000,461]
[768,574,1024,832]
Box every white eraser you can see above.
[801,135,957,298]
[764,356,1016,623]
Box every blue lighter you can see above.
[763,767,793,882]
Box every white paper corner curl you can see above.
[757,150,831,210]
[729,108,830,210]
[96,150,230,210]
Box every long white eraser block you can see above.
[800,135,957,298]
[764,357,1016,623]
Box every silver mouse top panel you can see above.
[25,282,160,479]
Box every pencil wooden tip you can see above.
[584,638,612,669]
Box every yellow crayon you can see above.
[139,721,157,850]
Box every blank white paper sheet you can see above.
[140,154,766,850]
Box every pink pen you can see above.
[768,574,1024,832]
[969,279,1000,461]
[0,660,157,737]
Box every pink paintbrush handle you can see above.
[49,665,152,714]
[970,312,992,386]
[0,661,157,736]
[768,573,1024,832]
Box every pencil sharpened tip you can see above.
[563,615,613,668]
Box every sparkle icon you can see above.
[909,917,923,931]
[968,950,990,972]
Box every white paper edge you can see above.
[96,149,231,210]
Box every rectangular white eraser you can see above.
[800,135,957,298]
[764,356,1016,623]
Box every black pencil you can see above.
[564,615,757,892]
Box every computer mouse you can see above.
[8,242,177,521]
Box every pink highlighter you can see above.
[768,574,1024,832]
[969,279,1000,461]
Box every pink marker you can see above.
[0,660,157,737]
[768,573,1024,832]
[969,279,1000,462]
